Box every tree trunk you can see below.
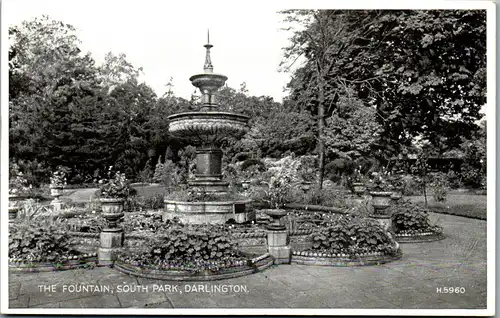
[317,65,326,190]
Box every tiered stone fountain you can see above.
[164,34,254,224]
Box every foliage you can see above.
[9,224,80,262]
[460,121,486,189]
[299,187,347,208]
[125,193,165,211]
[9,162,30,195]
[324,95,383,160]
[260,156,301,208]
[50,166,68,187]
[428,172,449,202]
[310,215,399,257]
[96,170,135,199]
[388,200,442,234]
[121,212,167,233]
[281,10,486,161]
[324,158,354,184]
[117,225,245,271]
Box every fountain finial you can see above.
[203,29,213,73]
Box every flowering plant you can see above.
[261,157,301,209]
[368,168,390,191]
[96,171,134,199]
[350,166,367,183]
[9,163,30,196]
[50,167,67,187]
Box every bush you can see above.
[310,215,399,257]
[125,193,165,211]
[400,175,421,196]
[324,158,354,183]
[429,172,449,202]
[388,200,442,234]
[299,187,347,208]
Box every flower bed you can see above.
[115,224,272,280]
[9,224,97,272]
[295,215,401,266]
[388,200,445,243]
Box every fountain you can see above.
[164,32,254,224]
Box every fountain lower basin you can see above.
[164,199,255,224]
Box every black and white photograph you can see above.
[1,0,495,315]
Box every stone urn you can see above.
[369,191,393,231]
[352,182,367,196]
[262,209,288,231]
[241,180,251,189]
[370,191,392,214]
[49,184,64,211]
[100,198,125,229]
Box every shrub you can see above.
[299,187,347,208]
[310,215,399,257]
[429,172,449,202]
[388,200,442,234]
[125,193,165,211]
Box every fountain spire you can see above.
[203,29,213,73]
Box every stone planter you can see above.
[369,191,393,214]
[369,191,393,231]
[100,198,125,214]
[352,182,366,196]
[262,209,288,231]
[8,206,19,222]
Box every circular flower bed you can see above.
[292,215,401,266]
[9,224,96,272]
[388,200,444,243]
[115,224,272,280]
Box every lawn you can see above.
[406,193,487,220]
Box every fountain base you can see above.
[164,199,255,224]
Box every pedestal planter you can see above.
[8,194,25,222]
[370,191,393,231]
[99,198,125,266]
[8,206,19,222]
[352,183,367,196]
[49,185,64,211]
[262,209,288,231]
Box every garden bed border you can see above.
[113,252,274,281]
[291,249,402,267]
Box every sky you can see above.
[5,0,300,102]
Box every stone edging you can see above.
[395,231,445,243]
[291,249,402,266]
[8,254,98,273]
[114,253,274,281]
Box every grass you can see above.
[406,193,487,220]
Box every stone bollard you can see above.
[266,229,291,264]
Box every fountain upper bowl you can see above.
[168,111,250,144]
